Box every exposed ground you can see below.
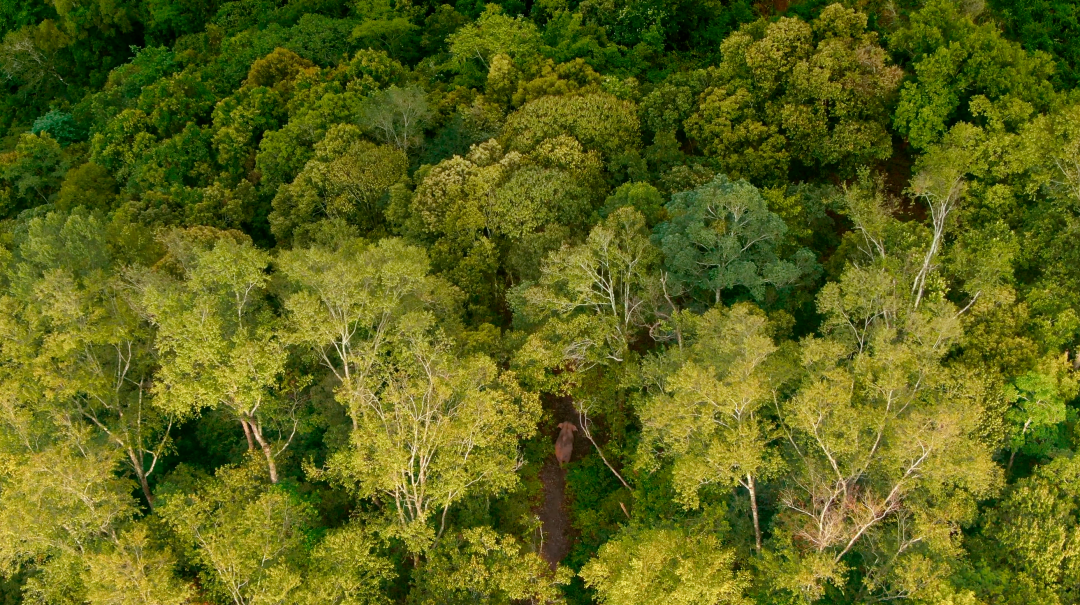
[537,459,570,568]
[536,396,581,569]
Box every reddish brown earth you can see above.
[537,458,571,569]
[536,396,581,569]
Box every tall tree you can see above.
[764,176,999,601]
[637,303,781,552]
[0,209,171,507]
[325,319,540,552]
[132,228,294,483]
[278,236,455,431]
[581,527,750,605]
[654,175,816,306]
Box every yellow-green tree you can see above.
[637,303,781,552]
[269,123,407,245]
[326,319,540,552]
[581,527,750,605]
[132,228,293,483]
[685,4,902,183]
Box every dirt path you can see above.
[536,396,580,569]
[537,458,570,568]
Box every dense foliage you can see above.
[2,0,1080,603]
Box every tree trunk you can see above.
[129,450,154,510]
[240,418,256,451]
[247,420,279,484]
[746,473,762,553]
[261,441,279,484]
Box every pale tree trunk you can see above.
[247,419,279,484]
[576,405,631,491]
[240,418,256,451]
[746,473,762,553]
[128,450,155,509]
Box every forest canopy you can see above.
[2,0,1080,603]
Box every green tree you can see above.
[278,236,455,431]
[132,229,294,483]
[447,4,544,82]
[361,86,432,152]
[31,110,84,145]
[1003,365,1077,470]
[326,320,540,552]
[83,523,193,605]
[637,303,780,552]
[514,207,662,489]
[654,175,816,306]
[502,92,641,162]
[270,123,408,245]
[293,522,392,605]
[971,455,1080,603]
[0,443,137,603]
[2,209,172,507]
[890,0,1058,151]
[0,131,66,211]
[580,527,750,605]
[516,207,660,378]
[763,175,1000,600]
[601,181,666,228]
[685,4,901,184]
[158,462,316,605]
[54,162,118,213]
[409,527,569,604]
[407,136,603,313]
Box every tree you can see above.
[292,522,392,605]
[890,0,1058,151]
[971,454,1080,603]
[654,175,816,306]
[0,433,137,603]
[326,320,540,552]
[210,84,287,181]
[0,26,67,97]
[407,136,603,313]
[447,4,544,80]
[83,523,193,605]
[132,228,294,483]
[517,207,660,375]
[351,0,420,62]
[0,131,66,210]
[580,527,751,605]
[361,85,431,152]
[514,207,662,489]
[637,303,780,552]
[31,110,84,145]
[907,128,972,309]
[158,462,316,605]
[269,123,407,245]
[990,0,1080,87]
[601,181,666,228]
[764,177,1000,600]
[409,527,568,604]
[502,92,641,161]
[278,236,455,430]
[54,162,117,213]
[685,4,902,183]
[1002,365,1077,470]
[282,234,537,555]
[0,209,171,508]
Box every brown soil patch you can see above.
[537,459,571,569]
[535,396,581,569]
